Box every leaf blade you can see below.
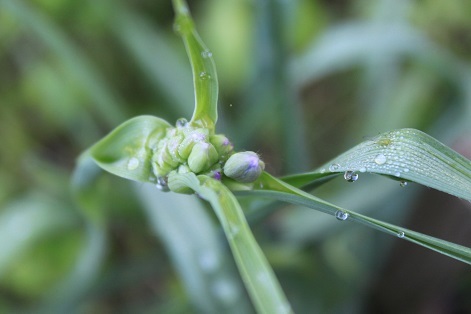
[172,0,218,130]
[169,172,292,314]
[283,128,471,200]
[89,115,170,183]
[237,172,471,265]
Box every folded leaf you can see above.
[89,115,171,183]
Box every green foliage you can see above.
[1,0,471,313]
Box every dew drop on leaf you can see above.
[344,171,359,182]
[374,154,387,165]
[176,118,188,128]
[201,50,213,58]
[397,231,405,238]
[329,163,341,172]
[335,210,349,221]
[127,157,140,170]
[199,71,211,80]
[400,181,408,187]
[156,176,170,192]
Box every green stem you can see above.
[172,0,218,131]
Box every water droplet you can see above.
[329,163,341,172]
[127,157,140,170]
[229,225,240,238]
[404,168,409,172]
[320,168,326,174]
[397,231,405,238]
[176,118,188,128]
[400,181,408,187]
[343,171,359,182]
[374,154,387,165]
[359,167,367,173]
[156,176,170,192]
[394,172,401,177]
[199,71,211,80]
[198,251,219,272]
[201,50,213,58]
[335,210,349,221]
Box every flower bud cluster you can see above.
[151,119,234,182]
[151,118,265,192]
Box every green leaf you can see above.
[236,172,471,265]
[282,128,471,200]
[135,184,252,314]
[168,172,292,314]
[172,0,218,130]
[88,115,171,183]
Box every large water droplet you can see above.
[199,71,211,80]
[329,163,341,172]
[201,50,213,58]
[374,154,387,165]
[344,171,359,182]
[397,231,405,238]
[127,157,140,170]
[176,118,188,128]
[335,210,349,221]
[156,176,170,192]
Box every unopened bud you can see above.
[223,151,264,183]
[188,142,218,173]
[210,134,234,161]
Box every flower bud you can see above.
[168,166,194,194]
[178,128,208,159]
[167,134,184,163]
[210,134,233,161]
[223,151,265,183]
[188,142,218,173]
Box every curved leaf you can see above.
[89,115,171,183]
[236,173,471,265]
[168,172,292,314]
[282,128,471,200]
[172,0,218,130]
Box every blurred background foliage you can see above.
[1,0,471,313]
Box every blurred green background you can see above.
[1,0,471,313]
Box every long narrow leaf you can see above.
[236,172,471,265]
[168,172,292,314]
[282,128,471,200]
[172,0,218,130]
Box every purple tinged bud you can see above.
[223,151,265,183]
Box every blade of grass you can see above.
[282,128,471,200]
[172,0,218,130]
[135,184,252,314]
[236,172,471,264]
[168,172,292,314]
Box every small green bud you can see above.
[210,134,234,161]
[223,151,265,183]
[188,142,218,173]
[167,166,194,194]
[178,128,208,159]
[167,134,185,163]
